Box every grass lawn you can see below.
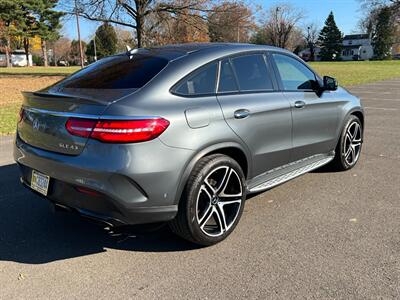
[309,60,400,86]
[0,60,399,135]
[0,66,79,76]
[0,103,20,135]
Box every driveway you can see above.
[1,79,399,299]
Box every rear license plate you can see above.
[31,170,50,196]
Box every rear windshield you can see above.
[57,53,169,89]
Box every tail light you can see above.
[66,117,169,143]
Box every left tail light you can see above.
[66,117,170,143]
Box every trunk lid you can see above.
[17,90,123,155]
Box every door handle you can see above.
[234,109,250,119]
[294,101,306,109]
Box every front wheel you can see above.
[169,154,246,246]
[331,115,363,171]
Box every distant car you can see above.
[393,54,400,60]
[14,43,364,245]
[57,60,69,66]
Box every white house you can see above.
[0,50,33,67]
[341,34,374,61]
[299,33,375,61]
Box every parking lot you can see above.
[0,79,399,299]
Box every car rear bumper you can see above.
[14,134,194,225]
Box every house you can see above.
[0,50,33,67]
[298,33,375,61]
[298,47,322,61]
[341,34,374,61]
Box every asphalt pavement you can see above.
[0,79,399,299]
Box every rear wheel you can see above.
[169,154,246,246]
[331,115,363,171]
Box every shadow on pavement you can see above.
[0,164,199,265]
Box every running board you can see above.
[249,155,334,193]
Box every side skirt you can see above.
[247,153,335,194]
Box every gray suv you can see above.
[14,43,364,245]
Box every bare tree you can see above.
[115,27,135,51]
[260,3,304,49]
[303,23,319,61]
[60,0,218,48]
[53,37,72,64]
[208,1,256,43]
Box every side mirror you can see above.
[323,76,338,91]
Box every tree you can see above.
[86,23,117,60]
[53,37,71,65]
[70,39,86,65]
[115,27,135,52]
[208,1,255,43]
[0,0,63,67]
[360,0,400,17]
[303,23,319,61]
[318,12,343,61]
[372,6,394,59]
[0,0,26,67]
[35,1,64,67]
[256,3,304,49]
[60,0,217,48]
[150,2,210,45]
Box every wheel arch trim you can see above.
[173,142,252,205]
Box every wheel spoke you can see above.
[219,199,242,206]
[352,123,359,140]
[347,127,354,139]
[199,204,213,226]
[344,146,352,158]
[216,167,231,194]
[350,146,356,163]
[204,179,216,195]
[219,169,242,198]
[214,205,227,233]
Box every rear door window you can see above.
[230,54,273,91]
[173,63,218,96]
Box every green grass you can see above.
[0,66,80,76]
[309,60,400,86]
[0,103,20,135]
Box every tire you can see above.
[169,154,246,246]
[331,115,363,171]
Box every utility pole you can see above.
[93,36,97,61]
[74,0,84,68]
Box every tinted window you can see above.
[218,59,239,93]
[273,54,317,91]
[174,63,217,96]
[58,54,168,89]
[230,54,273,91]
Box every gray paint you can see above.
[14,43,364,225]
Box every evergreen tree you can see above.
[36,1,64,67]
[372,6,394,60]
[318,12,343,61]
[86,23,117,60]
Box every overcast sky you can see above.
[61,0,364,42]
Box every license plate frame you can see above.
[31,170,50,196]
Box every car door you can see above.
[216,53,292,178]
[271,53,339,162]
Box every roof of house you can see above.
[343,34,369,40]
